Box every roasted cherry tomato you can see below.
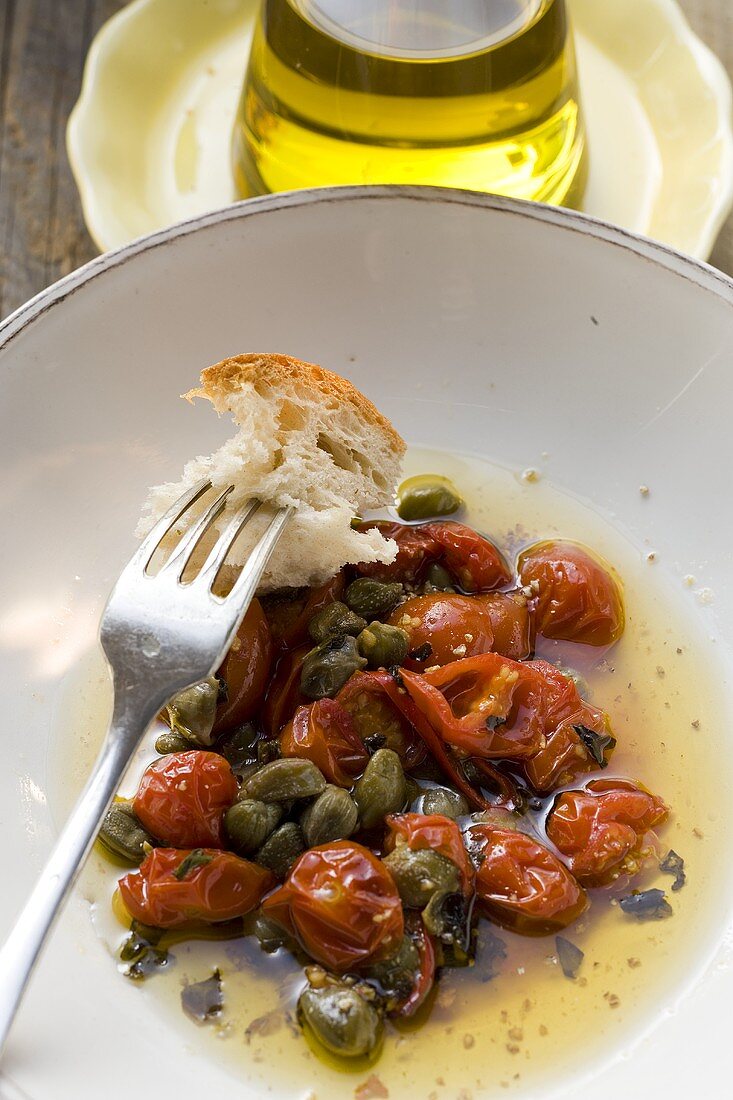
[280,699,369,787]
[385,813,474,895]
[262,841,404,972]
[400,655,549,759]
[480,591,534,662]
[518,540,624,646]
[263,573,346,651]
[133,751,238,848]
[212,598,273,735]
[336,671,425,769]
[118,847,272,927]
[546,779,669,884]
[357,521,510,591]
[470,825,587,935]
[397,916,436,1018]
[389,594,495,669]
[261,644,310,737]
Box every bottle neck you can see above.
[290,0,548,60]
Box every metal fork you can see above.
[0,481,291,1055]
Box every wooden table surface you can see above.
[0,0,731,320]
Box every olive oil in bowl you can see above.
[232,0,587,205]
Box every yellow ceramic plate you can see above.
[67,0,733,257]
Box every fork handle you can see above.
[0,698,154,1056]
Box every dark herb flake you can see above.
[181,969,224,1024]
[173,849,213,880]
[619,888,673,921]
[659,849,686,891]
[573,724,616,767]
[555,935,584,979]
[409,643,433,663]
[363,733,388,755]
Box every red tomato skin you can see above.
[356,521,439,583]
[389,594,495,669]
[470,825,587,935]
[133,751,238,848]
[546,779,669,884]
[262,841,404,972]
[480,591,534,662]
[385,813,474,895]
[261,644,311,737]
[356,521,510,591]
[518,540,624,646]
[279,700,369,787]
[336,671,426,770]
[212,598,273,734]
[396,916,436,1018]
[265,574,346,651]
[118,848,272,927]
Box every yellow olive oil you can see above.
[53,448,733,1098]
[232,0,587,205]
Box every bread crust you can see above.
[184,352,405,458]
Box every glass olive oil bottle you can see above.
[232,0,587,206]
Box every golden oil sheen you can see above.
[232,0,587,204]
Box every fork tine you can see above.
[161,484,234,579]
[196,497,263,585]
[131,478,212,573]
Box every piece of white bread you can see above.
[138,353,405,591]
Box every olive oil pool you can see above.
[232,0,587,205]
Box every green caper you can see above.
[423,561,456,592]
[396,475,463,521]
[422,888,469,945]
[344,578,403,620]
[301,786,359,847]
[308,602,367,644]
[299,983,383,1059]
[165,676,219,746]
[420,786,470,820]
[243,758,327,803]
[382,843,460,908]
[216,722,259,769]
[250,911,288,953]
[255,822,305,879]
[356,621,410,669]
[363,935,420,1000]
[353,748,406,829]
[300,636,367,700]
[98,801,155,865]
[154,729,191,755]
[224,799,282,855]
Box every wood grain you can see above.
[0,0,731,319]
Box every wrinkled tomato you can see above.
[263,573,345,651]
[389,594,495,669]
[262,841,404,972]
[480,591,534,662]
[261,644,310,737]
[385,813,474,895]
[546,778,669,884]
[118,847,272,927]
[336,671,425,769]
[357,521,510,591]
[212,598,273,735]
[470,825,587,935]
[279,699,369,787]
[133,751,237,848]
[518,540,624,646]
[396,916,436,1018]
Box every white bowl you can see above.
[0,187,732,1100]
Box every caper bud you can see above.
[308,602,367,644]
[299,983,383,1059]
[224,799,282,855]
[98,801,155,865]
[300,636,367,700]
[344,578,403,619]
[154,729,191,755]
[301,786,359,847]
[422,889,470,946]
[250,911,288,953]
[423,562,456,592]
[420,786,470,820]
[356,621,410,669]
[165,676,219,746]
[353,748,406,829]
[396,475,463,521]
[243,758,327,803]
[255,822,305,879]
[363,935,420,1000]
[382,844,460,909]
